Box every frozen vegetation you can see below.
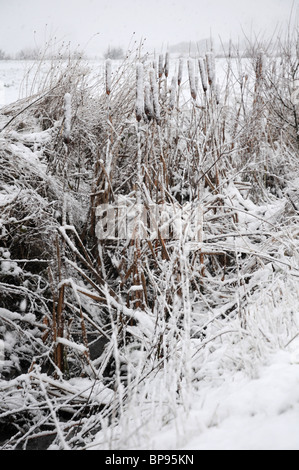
[0,35,299,450]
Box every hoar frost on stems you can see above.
[135,63,144,122]
[63,92,71,144]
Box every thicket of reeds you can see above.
[1,31,299,448]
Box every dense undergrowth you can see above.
[1,34,299,449]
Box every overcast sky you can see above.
[0,0,298,56]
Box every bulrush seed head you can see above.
[187,58,197,100]
[158,54,164,78]
[198,57,208,92]
[144,81,154,121]
[164,52,170,78]
[105,58,112,95]
[150,67,161,123]
[63,92,72,144]
[178,57,184,86]
[136,63,144,122]
[169,75,177,110]
[205,51,216,86]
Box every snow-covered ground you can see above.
[0,59,105,106]
[0,60,32,105]
[93,354,299,451]
[148,351,299,451]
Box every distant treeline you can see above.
[0,45,126,61]
[0,47,87,60]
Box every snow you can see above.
[0,60,30,105]
[181,352,299,450]
[67,377,114,406]
[91,351,299,451]
[0,59,57,106]
[128,285,143,292]
[56,337,88,354]
[0,307,36,325]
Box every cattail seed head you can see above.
[169,75,177,110]
[198,57,208,92]
[205,51,216,86]
[195,75,199,93]
[136,63,144,122]
[255,50,266,80]
[164,52,170,78]
[144,81,154,121]
[149,68,161,123]
[105,58,112,95]
[215,81,220,105]
[158,54,164,78]
[178,57,184,86]
[187,58,197,100]
[63,92,71,144]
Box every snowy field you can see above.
[0,59,105,106]
[1,53,299,451]
[0,57,245,107]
